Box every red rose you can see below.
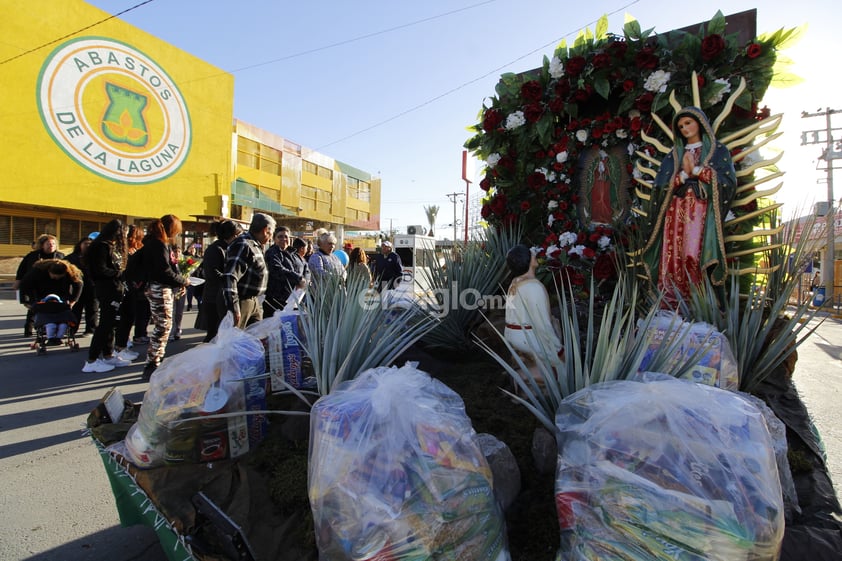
[549,96,565,113]
[582,247,596,259]
[629,116,642,132]
[635,47,659,70]
[527,171,548,190]
[622,79,635,92]
[591,53,611,69]
[524,102,544,123]
[565,56,587,77]
[520,201,531,211]
[481,204,491,219]
[746,42,762,59]
[634,92,654,112]
[482,109,502,132]
[573,88,591,103]
[697,74,706,88]
[521,80,543,102]
[479,177,491,191]
[756,105,771,120]
[607,40,628,59]
[701,34,726,61]
[498,155,515,172]
[591,126,603,139]
[554,79,571,98]
[593,253,616,280]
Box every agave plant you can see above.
[681,209,825,394]
[298,271,439,395]
[476,269,705,434]
[418,223,521,349]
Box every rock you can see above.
[477,433,521,512]
[531,426,557,475]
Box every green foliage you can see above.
[681,210,824,393]
[476,270,701,435]
[298,272,439,395]
[419,223,520,350]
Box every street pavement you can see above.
[0,289,840,560]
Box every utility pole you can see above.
[446,192,464,243]
[802,108,842,305]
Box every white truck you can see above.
[380,234,437,308]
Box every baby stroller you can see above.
[30,294,80,355]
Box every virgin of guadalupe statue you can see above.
[641,106,737,307]
[577,144,630,226]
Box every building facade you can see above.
[1,0,380,268]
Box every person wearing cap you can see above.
[222,212,275,328]
[372,240,402,291]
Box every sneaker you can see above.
[115,348,139,361]
[132,336,150,345]
[82,359,115,373]
[102,355,132,368]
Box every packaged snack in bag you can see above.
[638,312,739,390]
[554,375,784,561]
[246,311,314,391]
[308,364,510,561]
[123,315,269,468]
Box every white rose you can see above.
[486,153,501,169]
[576,129,588,143]
[504,111,526,130]
[548,200,559,210]
[556,151,568,163]
[643,70,671,93]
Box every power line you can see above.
[315,0,642,151]
[0,0,156,66]
[227,0,499,74]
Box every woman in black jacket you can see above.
[195,219,242,342]
[66,236,98,335]
[141,214,189,380]
[83,220,129,374]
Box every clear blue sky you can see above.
[86,0,842,237]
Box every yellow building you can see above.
[0,0,380,268]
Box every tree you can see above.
[423,204,439,237]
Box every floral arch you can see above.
[465,11,800,297]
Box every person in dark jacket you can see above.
[264,226,307,317]
[141,214,189,380]
[83,220,130,374]
[66,236,98,336]
[222,213,275,328]
[14,234,65,336]
[19,259,83,343]
[195,219,242,342]
[371,240,403,291]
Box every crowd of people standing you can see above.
[14,213,403,379]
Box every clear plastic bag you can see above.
[638,311,739,390]
[554,374,784,561]
[308,364,510,561]
[246,310,313,391]
[123,315,268,467]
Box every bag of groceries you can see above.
[122,314,268,467]
[554,374,784,561]
[308,363,510,561]
[638,311,739,390]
